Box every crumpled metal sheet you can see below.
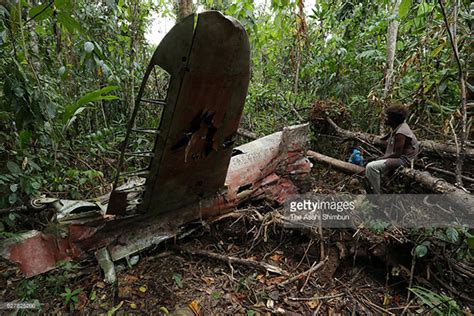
[0,10,310,277]
[141,11,250,215]
[105,11,250,216]
[0,124,311,277]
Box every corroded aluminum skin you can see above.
[127,11,250,215]
[0,11,310,277]
[0,125,311,277]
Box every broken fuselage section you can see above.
[0,11,312,277]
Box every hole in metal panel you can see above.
[237,183,252,194]
[232,149,244,156]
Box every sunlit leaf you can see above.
[76,86,119,107]
[398,0,412,19]
[8,193,17,205]
[57,12,81,34]
[10,184,18,192]
[29,3,53,21]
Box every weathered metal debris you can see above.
[109,10,251,216]
[0,124,311,277]
[0,11,313,278]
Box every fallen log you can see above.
[325,118,474,160]
[307,150,474,210]
[426,166,474,184]
[307,150,365,174]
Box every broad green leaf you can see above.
[98,95,120,101]
[28,160,41,171]
[416,1,431,17]
[7,161,22,174]
[90,290,97,301]
[54,0,69,9]
[415,244,428,258]
[8,193,17,205]
[19,129,31,149]
[57,12,81,34]
[398,0,411,19]
[63,107,88,130]
[46,102,57,119]
[62,86,119,127]
[10,184,18,192]
[29,3,53,21]
[445,227,459,243]
[71,288,82,296]
[58,66,66,76]
[76,86,119,107]
[31,181,41,190]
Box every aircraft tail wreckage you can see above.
[0,11,312,278]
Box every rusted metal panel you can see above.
[0,9,310,277]
[0,125,311,277]
[141,11,250,215]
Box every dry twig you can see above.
[177,247,288,275]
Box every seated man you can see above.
[365,104,419,193]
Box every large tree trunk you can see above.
[380,0,402,133]
[438,0,468,186]
[177,0,193,21]
[468,3,474,141]
[383,0,401,99]
[325,117,474,161]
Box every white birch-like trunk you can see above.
[177,0,193,22]
[381,0,402,133]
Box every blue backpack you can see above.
[348,148,364,166]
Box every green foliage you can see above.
[173,273,184,288]
[414,242,429,258]
[410,227,473,262]
[61,85,120,131]
[409,286,461,315]
[398,0,412,19]
[61,287,82,309]
[369,219,389,234]
[0,159,42,207]
[0,0,152,210]
[16,279,41,300]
